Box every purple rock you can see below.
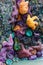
[0,48,7,62]
[36,51,42,57]
[6,49,14,60]
[0,56,6,62]
[7,49,14,55]
[41,50,43,57]
[29,55,37,60]
[7,53,14,60]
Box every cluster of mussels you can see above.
[0,0,43,65]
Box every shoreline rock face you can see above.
[0,0,43,65]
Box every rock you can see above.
[29,55,37,60]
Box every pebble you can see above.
[6,59,13,65]
[36,51,42,57]
[13,57,20,62]
[41,50,43,57]
[29,55,37,60]
[6,49,14,60]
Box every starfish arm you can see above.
[32,16,39,21]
